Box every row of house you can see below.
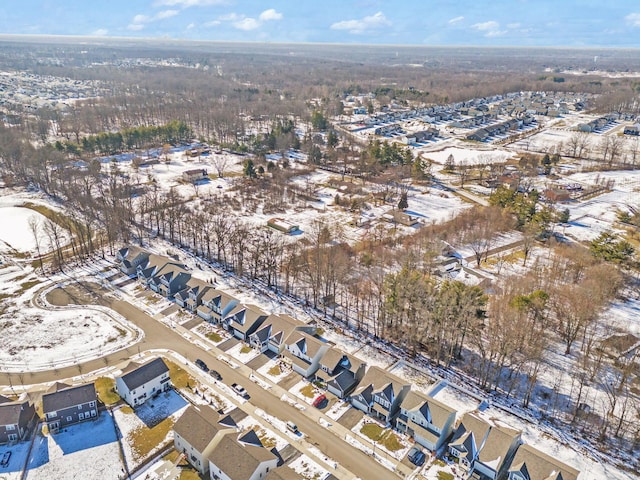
[466,117,534,142]
[575,113,618,133]
[117,247,580,480]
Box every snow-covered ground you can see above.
[113,390,188,469]
[24,411,123,480]
[421,145,513,166]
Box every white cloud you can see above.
[486,29,507,37]
[127,23,145,31]
[154,0,227,6]
[218,13,242,21]
[233,17,260,31]
[92,28,108,36]
[132,14,150,24]
[259,9,283,22]
[507,22,521,29]
[625,13,640,27]
[448,16,464,25]
[156,9,179,20]
[472,20,499,32]
[330,11,391,34]
[186,23,195,29]
[204,20,221,27]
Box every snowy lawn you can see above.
[193,322,230,346]
[288,455,330,479]
[0,440,32,480]
[352,417,411,461]
[325,400,351,421]
[113,390,188,469]
[289,380,322,404]
[0,206,53,253]
[25,411,123,480]
[225,342,261,364]
[256,359,293,384]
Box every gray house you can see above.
[148,263,191,298]
[222,304,269,341]
[349,366,410,424]
[175,277,212,312]
[282,331,332,378]
[449,412,521,480]
[197,289,239,323]
[314,350,366,399]
[248,314,316,354]
[395,389,456,452]
[42,383,98,433]
[0,395,37,444]
[117,245,150,276]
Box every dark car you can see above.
[195,358,209,372]
[407,446,426,466]
[209,369,222,381]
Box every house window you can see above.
[47,411,57,419]
[89,401,96,408]
[78,405,83,410]
[66,416,72,422]
[8,433,17,441]
[6,424,15,431]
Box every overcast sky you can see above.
[1,0,639,47]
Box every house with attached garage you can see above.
[148,263,191,298]
[175,277,212,312]
[197,289,239,323]
[42,382,98,433]
[395,387,456,452]
[117,245,150,276]
[281,330,332,378]
[248,313,316,354]
[448,412,521,480]
[0,395,37,444]
[136,254,176,285]
[349,366,410,424]
[116,357,171,408]
[173,405,237,476]
[314,350,366,399]
[222,304,269,341]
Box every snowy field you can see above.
[421,145,513,165]
[0,206,43,253]
[24,412,123,480]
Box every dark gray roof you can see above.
[42,383,96,413]
[119,358,169,391]
[0,399,30,427]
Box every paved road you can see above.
[0,281,410,480]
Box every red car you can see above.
[312,394,327,408]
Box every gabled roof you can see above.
[449,412,491,458]
[118,357,169,391]
[42,383,96,413]
[319,347,345,372]
[226,304,268,333]
[285,331,328,358]
[476,422,521,471]
[508,444,579,480]
[0,398,32,427]
[264,467,301,480]
[118,245,148,262]
[401,390,456,430]
[174,405,233,453]
[185,277,211,296]
[208,432,277,480]
[354,366,408,400]
[201,289,237,309]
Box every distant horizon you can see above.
[2,33,640,53]
[1,1,639,48]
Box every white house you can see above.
[208,430,279,480]
[115,357,171,407]
[507,444,580,480]
[173,405,236,476]
[281,331,332,378]
[395,388,456,452]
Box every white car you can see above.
[232,383,247,397]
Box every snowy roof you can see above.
[118,357,169,391]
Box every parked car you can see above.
[1,451,11,467]
[312,394,327,408]
[232,383,247,397]
[208,369,222,381]
[286,421,298,433]
[407,446,426,466]
[195,358,208,372]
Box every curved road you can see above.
[0,281,409,480]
